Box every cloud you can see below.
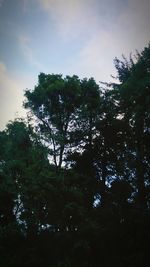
[38,0,101,39]
[0,62,26,130]
[71,32,118,82]
[37,0,128,40]
[0,62,6,72]
[19,35,43,70]
[37,0,150,45]
[116,0,150,50]
[71,0,150,82]
[37,0,150,81]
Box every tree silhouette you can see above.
[0,43,150,267]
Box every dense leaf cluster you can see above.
[0,44,150,266]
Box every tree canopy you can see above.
[0,43,150,267]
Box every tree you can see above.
[1,43,150,267]
[24,74,82,169]
[113,43,150,208]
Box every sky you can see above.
[0,0,150,130]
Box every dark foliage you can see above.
[0,43,150,266]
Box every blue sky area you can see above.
[0,0,150,129]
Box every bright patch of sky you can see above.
[0,0,150,129]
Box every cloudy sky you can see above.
[0,0,150,130]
